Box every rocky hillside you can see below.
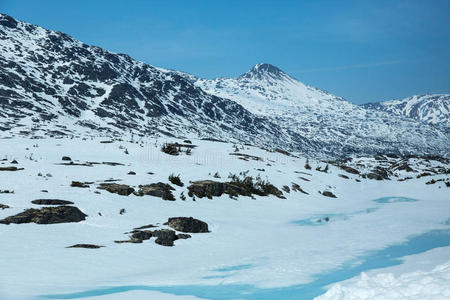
[0,14,283,146]
[362,94,450,127]
[0,14,448,159]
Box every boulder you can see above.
[187,180,249,199]
[322,191,337,198]
[187,179,284,199]
[31,199,74,205]
[0,166,24,171]
[152,229,178,246]
[165,217,209,233]
[136,183,175,200]
[98,183,135,196]
[71,181,90,188]
[130,230,153,241]
[0,206,87,224]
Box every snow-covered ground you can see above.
[317,247,450,300]
[0,137,449,299]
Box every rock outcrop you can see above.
[0,206,87,224]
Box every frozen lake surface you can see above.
[41,228,450,299]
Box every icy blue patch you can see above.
[214,264,254,272]
[41,229,450,300]
[373,196,418,204]
[293,208,379,227]
[293,213,349,226]
[201,274,231,279]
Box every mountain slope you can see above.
[0,14,284,146]
[0,14,448,158]
[362,94,450,127]
[194,63,449,158]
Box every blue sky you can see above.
[2,0,449,104]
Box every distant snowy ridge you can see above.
[0,13,449,158]
[362,94,450,127]
[193,63,449,158]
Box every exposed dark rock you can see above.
[291,183,309,194]
[165,217,209,233]
[0,166,24,171]
[188,178,284,199]
[318,217,330,223]
[133,224,158,230]
[339,165,360,174]
[31,199,74,205]
[366,168,390,180]
[127,171,136,175]
[229,153,262,161]
[136,183,175,200]
[58,162,93,167]
[187,180,248,199]
[67,244,104,249]
[98,183,135,196]
[71,181,90,188]
[394,163,415,172]
[62,156,72,161]
[0,206,87,224]
[10,160,18,164]
[338,174,349,179]
[321,191,337,198]
[152,229,178,246]
[0,203,10,209]
[0,14,18,28]
[282,185,290,193]
[114,239,142,244]
[131,230,152,241]
[176,234,192,239]
[417,172,432,178]
[102,161,125,166]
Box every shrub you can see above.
[161,143,180,155]
[305,158,311,170]
[168,174,184,187]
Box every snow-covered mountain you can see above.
[0,14,283,146]
[0,13,448,158]
[362,94,450,127]
[194,64,449,158]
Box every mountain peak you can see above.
[239,63,286,80]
